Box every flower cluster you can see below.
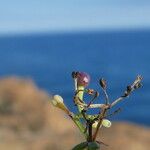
[51,71,142,150]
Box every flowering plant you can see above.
[51,71,142,150]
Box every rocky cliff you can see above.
[0,77,149,150]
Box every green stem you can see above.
[74,85,89,139]
[76,86,85,113]
[72,115,88,139]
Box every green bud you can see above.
[92,119,112,128]
[102,119,111,128]
[92,121,99,128]
[51,95,69,114]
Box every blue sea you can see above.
[0,29,150,126]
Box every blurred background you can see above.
[0,0,150,150]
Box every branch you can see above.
[92,107,108,141]
[86,90,99,108]
[110,75,142,107]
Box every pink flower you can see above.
[77,72,90,87]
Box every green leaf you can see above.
[88,142,100,150]
[72,142,88,150]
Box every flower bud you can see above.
[92,121,99,128]
[102,119,111,128]
[92,119,111,128]
[53,95,64,103]
[51,95,69,113]
[76,72,90,87]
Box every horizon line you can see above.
[0,26,150,38]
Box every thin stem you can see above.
[87,121,93,142]
[105,108,121,118]
[76,86,85,113]
[74,100,105,109]
[110,96,124,107]
[103,89,109,104]
[92,107,108,141]
[88,104,105,108]
[86,91,99,108]
[99,78,109,104]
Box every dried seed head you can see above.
[72,71,78,78]
[127,85,132,92]
[87,89,95,95]
[124,91,129,97]
[95,91,99,97]
[99,78,107,89]
[134,83,142,89]
[137,75,143,80]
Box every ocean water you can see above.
[0,30,150,126]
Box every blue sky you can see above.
[0,0,150,34]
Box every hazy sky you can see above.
[0,0,150,34]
